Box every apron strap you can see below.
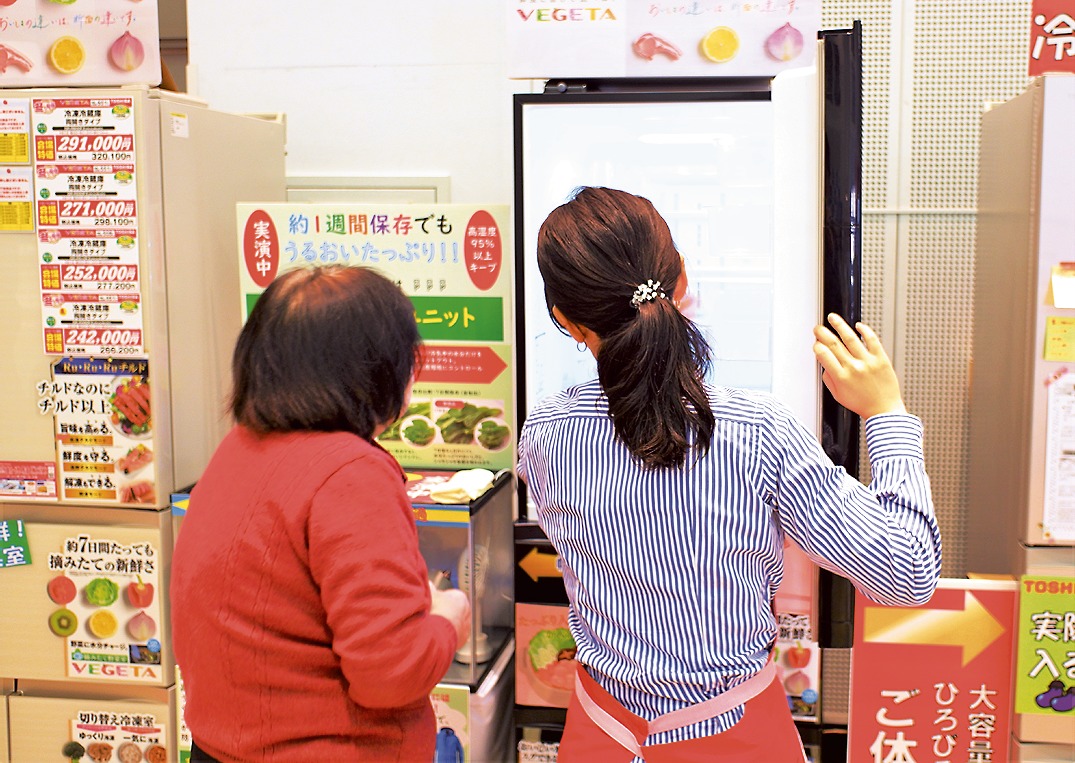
[574,658,778,758]
[573,678,646,758]
[648,659,776,734]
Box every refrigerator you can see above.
[968,74,1075,754]
[0,87,286,762]
[511,24,862,755]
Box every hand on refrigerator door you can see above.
[430,585,472,649]
[813,313,907,419]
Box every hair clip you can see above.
[630,279,666,309]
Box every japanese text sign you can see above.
[0,519,32,569]
[1015,575,1075,715]
[1029,1,1075,75]
[0,0,161,88]
[236,204,515,472]
[848,579,1017,763]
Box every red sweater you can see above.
[171,426,457,762]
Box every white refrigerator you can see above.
[0,87,286,763]
[512,25,864,745]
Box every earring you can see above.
[576,341,587,353]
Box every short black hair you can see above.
[230,265,420,440]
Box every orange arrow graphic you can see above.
[863,591,1006,666]
[518,547,561,583]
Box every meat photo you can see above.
[110,376,151,436]
[117,443,154,474]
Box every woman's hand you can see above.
[813,314,907,419]
[429,582,472,649]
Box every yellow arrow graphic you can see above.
[519,547,561,583]
[863,591,1006,666]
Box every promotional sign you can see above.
[848,579,1018,763]
[41,356,155,506]
[516,602,576,709]
[177,666,191,763]
[43,532,165,684]
[431,683,471,761]
[776,613,820,723]
[0,0,161,87]
[0,164,33,231]
[1028,1,1075,76]
[236,203,514,472]
[1014,575,1075,715]
[507,0,820,79]
[67,710,167,763]
[0,518,31,569]
[1043,370,1075,540]
[33,97,145,357]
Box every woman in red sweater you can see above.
[171,265,470,762]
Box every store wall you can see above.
[183,1,1035,578]
[184,1,530,204]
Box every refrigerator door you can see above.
[151,93,288,490]
[514,74,823,507]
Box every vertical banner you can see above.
[236,204,514,472]
[1014,575,1075,715]
[848,579,1017,763]
[41,356,155,506]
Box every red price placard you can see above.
[848,580,1017,763]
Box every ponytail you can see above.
[537,187,715,469]
[598,297,714,468]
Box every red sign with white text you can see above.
[848,580,1017,763]
[1029,1,1075,75]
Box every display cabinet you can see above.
[406,470,515,686]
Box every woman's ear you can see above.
[552,306,587,344]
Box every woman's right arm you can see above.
[308,456,462,709]
[771,315,941,606]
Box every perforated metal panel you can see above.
[899,0,1032,576]
[820,0,1032,579]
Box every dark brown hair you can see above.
[537,186,714,468]
[230,265,420,440]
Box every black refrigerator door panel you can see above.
[818,22,864,650]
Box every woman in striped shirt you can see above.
[517,187,941,762]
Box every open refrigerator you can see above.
[0,87,286,762]
[511,26,864,759]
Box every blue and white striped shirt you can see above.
[518,379,940,746]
